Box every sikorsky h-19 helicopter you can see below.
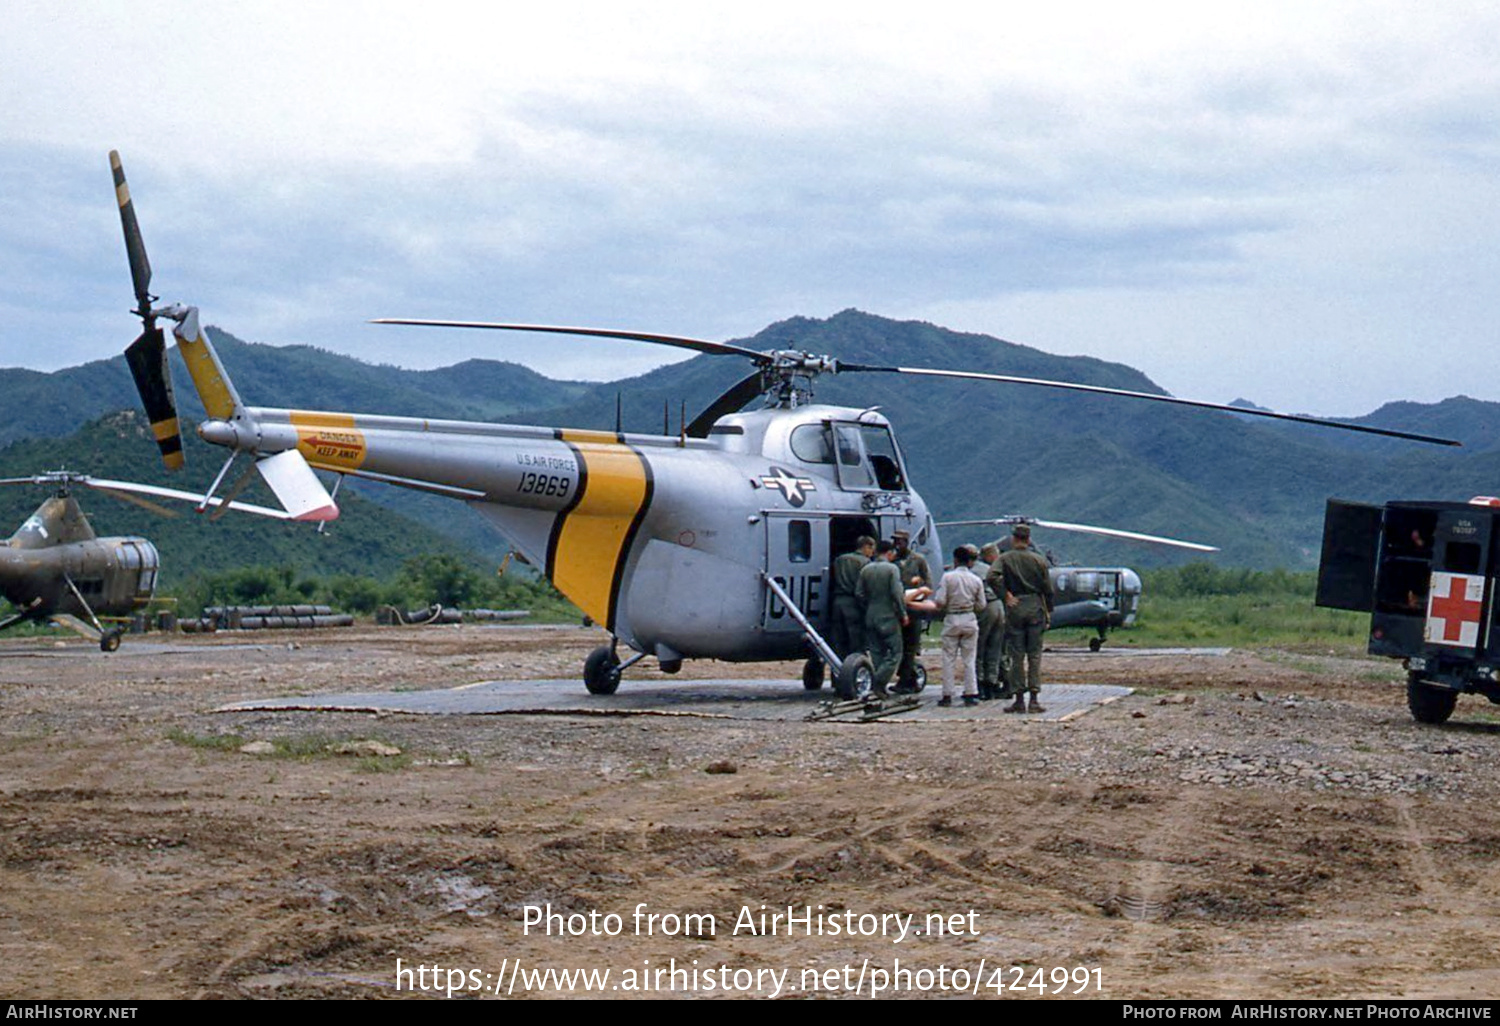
[938,515,1218,651]
[0,471,292,650]
[107,151,1460,698]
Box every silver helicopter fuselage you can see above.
[201,401,943,663]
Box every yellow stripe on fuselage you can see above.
[290,412,368,471]
[549,431,652,631]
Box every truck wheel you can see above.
[583,646,622,696]
[1407,673,1458,725]
[802,656,824,691]
[835,654,875,701]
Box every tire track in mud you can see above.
[1386,796,1500,988]
[1092,785,1216,989]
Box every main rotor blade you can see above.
[842,364,1462,447]
[939,516,1219,552]
[686,370,766,437]
[371,319,770,363]
[110,150,152,318]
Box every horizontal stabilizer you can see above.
[255,450,340,522]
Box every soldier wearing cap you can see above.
[892,528,931,693]
[830,535,875,660]
[855,539,909,697]
[975,541,1008,700]
[991,523,1054,714]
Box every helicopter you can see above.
[106,150,1460,698]
[938,515,1217,651]
[0,471,293,650]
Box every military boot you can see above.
[1028,695,1046,714]
[978,680,994,701]
[1003,694,1026,714]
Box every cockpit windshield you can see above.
[790,421,908,492]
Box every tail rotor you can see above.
[111,150,184,470]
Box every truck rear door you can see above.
[1315,499,1382,612]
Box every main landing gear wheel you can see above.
[802,656,825,691]
[1407,672,1457,725]
[583,645,622,696]
[835,654,875,701]
[99,630,122,653]
[1089,636,1104,652]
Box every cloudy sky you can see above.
[3,0,1497,416]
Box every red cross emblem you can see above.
[1426,572,1486,648]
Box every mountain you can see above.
[0,412,473,587]
[4,309,1497,570]
[0,329,592,448]
[503,309,1500,566]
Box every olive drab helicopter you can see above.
[106,151,1461,699]
[938,515,1220,651]
[0,471,293,650]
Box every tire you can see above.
[1089,637,1104,652]
[583,645,622,696]
[802,656,825,691]
[100,631,122,653]
[1408,673,1457,725]
[835,654,875,701]
[911,663,927,693]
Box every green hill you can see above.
[0,412,473,588]
[4,309,1498,572]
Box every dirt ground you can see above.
[3,624,1499,1001]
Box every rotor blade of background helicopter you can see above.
[938,517,1219,552]
[90,487,181,518]
[370,319,772,363]
[79,477,294,520]
[686,371,767,438]
[840,364,1461,447]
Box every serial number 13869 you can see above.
[517,472,571,498]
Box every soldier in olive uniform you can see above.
[892,529,931,693]
[975,542,1008,700]
[855,540,908,697]
[830,535,875,660]
[994,523,1054,714]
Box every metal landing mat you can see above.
[220,679,1134,722]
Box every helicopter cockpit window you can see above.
[834,426,874,489]
[789,424,833,464]
[832,423,907,492]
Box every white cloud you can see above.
[2,0,1499,412]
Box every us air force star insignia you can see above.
[760,466,816,507]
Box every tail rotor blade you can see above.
[125,328,184,470]
[109,150,153,318]
[113,151,183,470]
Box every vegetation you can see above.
[172,553,579,620]
[1117,562,1370,651]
